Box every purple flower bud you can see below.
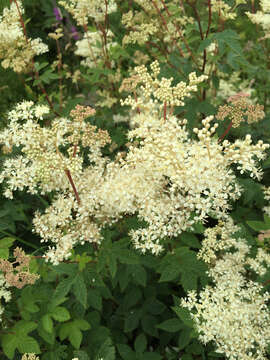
[71,26,79,40]
[53,7,63,21]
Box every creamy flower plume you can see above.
[182,222,270,360]
[0,1,48,73]
[246,0,270,39]
[0,63,269,264]
[58,0,117,25]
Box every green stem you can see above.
[0,231,39,249]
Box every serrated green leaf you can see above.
[178,328,192,349]
[144,298,166,315]
[197,38,213,53]
[17,335,41,355]
[95,338,115,360]
[73,350,90,360]
[123,287,142,310]
[24,302,39,313]
[181,271,198,291]
[37,324,55,345]
[70,328,83,349]
[134,333,147,354]
[59,320,88,349]
[117,266,130,291]
[246,220,270,231]
[156,318,183,332]
[117,249,140,264]
[73,273,87,308]
[51,306,70,322]
[53,275,76,299]
[181,354,193,360]
[108,252,117,278]
[74,318,91,331]
[159,264,181,282]
[117,344,136,360]
[141,315,159,337]
[14,320,38,335]
[172,307,194,328]
[207,351,224,357]
[130,265,147,287]
[0,237,15,248]
[59,323,70,341]
[42,314,53,333]
[49,297,68,309]
[1,334,18,359]
[124,311,140,333]
[143,353,162,360]
[88,289,102,311]
[180,233,201,248]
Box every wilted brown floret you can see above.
[216,92,265,127]
[0,247,39,289]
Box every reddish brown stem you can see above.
[263,279,270,287]
[13,0,28,41]
[251,0,255,13]
[73,144,78,157]
[152,0,185,59]
[218,121,232,143]
[64,169,81,204]
[205,0,212,39]
[160,0,199,66]
[164,101,167,120]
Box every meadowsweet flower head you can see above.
[122,10,158,45]
[211,0,237,20]
[0,1,48,73]
[58,0,117,26]
[21,355,39,360]
[246,0,270,38]
[1,70,269,263]
[75,30,117,68]
[120,60,208,110]
[182,226,270,360]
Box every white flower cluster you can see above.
[0,63,269,264]
[22,355,78,360]
[122,10,158,46]
[58,0,117,25]
[182,224,270,360]
[0,101,83,198]
[263,186,270,217]
[0,273,11,323]
[75,30,117,69]
[121,2,193,49]
[246,0,270,39]
[0,1,48,73]
[120,60,208,109]
[211,0,246,20]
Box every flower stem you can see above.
[218,121,232,143]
